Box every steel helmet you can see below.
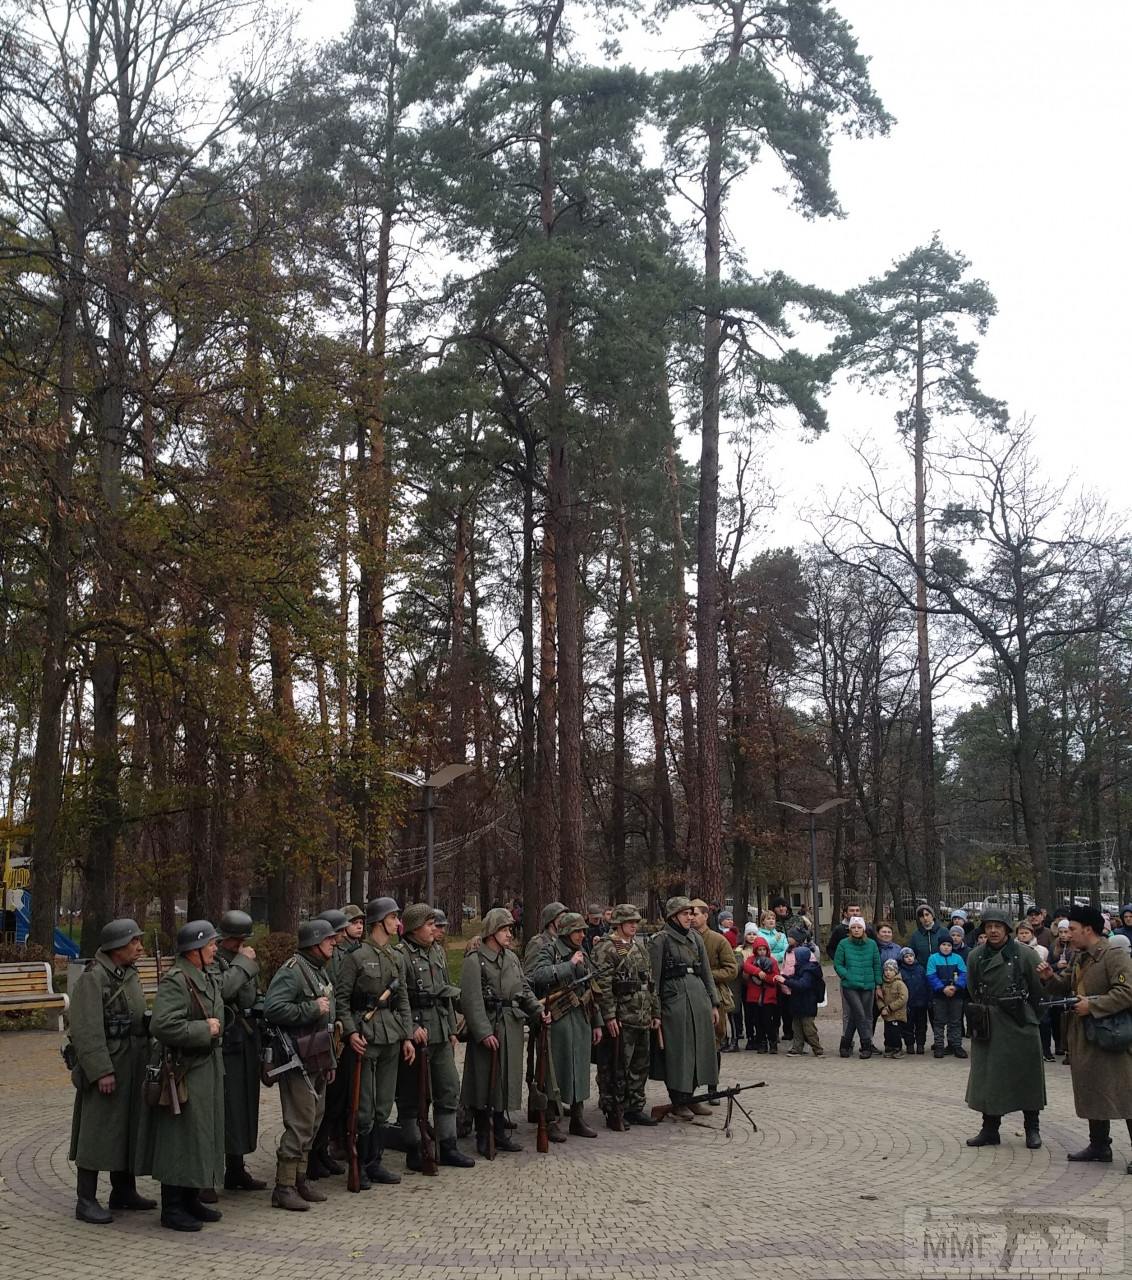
[176,920,219,954]
[298,918,335,949]
[99,918,143,952]
[218,910,254,940]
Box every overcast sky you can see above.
[300,0,1130,549]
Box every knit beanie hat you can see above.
[848,915,866,928]
[744,922,759,937]
[882,959,899,975]
[899,947,915,961]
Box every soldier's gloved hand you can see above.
[97,1073,117,1096]
[605,1018,620,1038]
[402,1039,416,1064]
[482,1034,500,1050]
[207,1017,221,1037]
[412,1026,429,1045]
[316,996,330,1016]
[350,1033,367,1055]
[591,1027,602,1047]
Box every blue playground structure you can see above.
[10,889,80,957]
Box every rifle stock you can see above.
[650,1080,766,1122]
[535,1020,549,1154]
[485,1044,498,1160]
[346,1048,364,1192]
[417,1043,438,1175]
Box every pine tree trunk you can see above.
[519,433,539,934]
[535,527,559,903]
[610,560,628,902]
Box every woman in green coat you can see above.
[136,920,226,1232]
[67,919,155,1224]
[527,912,603,1136]
[964,910,1046,1150]
[460,908,545,1155]
[648,896,720,1117]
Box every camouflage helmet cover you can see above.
[341,904,365,922]
[402,903,437,935]
[557,912,587,937]
[540,901,568,931]
[610,903,642,925]
[665,895,694,919]
[481,907,516,939]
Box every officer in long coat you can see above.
[527,911,603,1136]
[136,920,226,1232]
[263,918,338,1211]
[396,903,475,1169]
[648,896,720,1119]
[335,897,414,1188]
[593,903,660,1129]
[964,908,1046,1150]
[211,910,265,1194]
[308,904,364,1178]
[67,918,155,1223]
[461,908,546,1155]
[522,900,569,1142]
[1038,902,1132,1166]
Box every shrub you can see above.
[257,932,296,984]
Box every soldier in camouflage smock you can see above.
[592,904,660,1128]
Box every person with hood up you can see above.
[1114,906,1132,947]
[909,906,948,967]
[784,945,825,1056]
[898,947,931,1054]
[878,958,909,1057]
[833,916,883,1059]
[742,935,784,1053]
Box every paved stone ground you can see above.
[2,1007,1131,1280]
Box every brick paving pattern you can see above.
[1,1003,1129,1280]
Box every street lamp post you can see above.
[386,763,473,905]
[772,797,852,940]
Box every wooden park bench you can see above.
[66,952,174,1005]
[0,962,70,1030]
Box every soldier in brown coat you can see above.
[691,899,738,1056]
[1038,902,1132,1169]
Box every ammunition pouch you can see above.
[294,1026,334,1075]
[104,1014,137,1040]
[409,992,442,1010]
[997,994,1029,1027]
[661,963,698,981]
[968,1002,992,1041]
[612,978,647,997]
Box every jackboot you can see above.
[966,1115,1001,1147]
[196,1188,219,1204]
[183,1188,222,1222]
[160,1185,202,1232]
[439,1140,475,1168]
[475,1111,490,1158]
[75,1168,112,1224]
[108,1171,156,1210]
[223,1156,267,1191]
[604,1109,628,1131]
[624,1108,659,1126]
[364,1130,401,1184]
[350,1134,372,1191]
[304,1147,336,1180]
[1068,1121,1113,1162]
[1023,1111,1042,1150]
[295,1173,327,1203]
[568,1102,597,1137]
[494,1112,523,1152]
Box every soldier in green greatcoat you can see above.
[308,904,364,1179]
[461,908,546,1155]
[396,903,475,1170]
[593,904,660,1129]
[964,908,1046,1150]
[648,896,720,1119]
[136,920,226,1232]
[522,901,569,1142]
[528,911,603,1137]
[263,918,338,1211]
[210,910,266,1195]
[67,918,156,1224]
[335,897,414,1189]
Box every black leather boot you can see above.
[183,1187,222,1222]
[160,1185,202,1232]
[364,1131,401,1184]
[494,1111,523,1152]
[108,1171,156,1210]
[1023,1111,1042,1150]
[224,1156,267,1191]
[439,1140,475,1168]
[75,1168,112,1224]
[966,1115,1001,1147]
[1068,1121,1113,1163]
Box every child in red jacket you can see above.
[743,936,785,1053]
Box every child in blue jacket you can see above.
[926,936,967,1058]
[898,947,931,1055]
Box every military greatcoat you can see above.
[965,939,1046,1116]
[460,944,542,1111]
[648,922,719,1095]
[1042,937,1132,1119]
[214,947,261,1156]
[527,935,600,1105]
[136,956,226,1189]
[68,949,148,1171]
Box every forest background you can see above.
[2,0,1130,954]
